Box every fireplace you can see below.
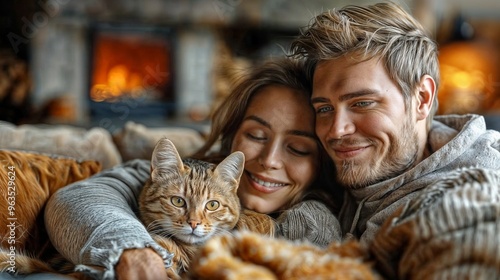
[88,24,175,124]
[28,0,313,129]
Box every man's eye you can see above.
[316,106,333,114]
[355,101,374,107]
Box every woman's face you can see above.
[231,85,320,214]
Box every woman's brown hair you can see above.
[193,57,342,214]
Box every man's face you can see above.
[312,56,420,189]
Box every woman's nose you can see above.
[258,144,283,170]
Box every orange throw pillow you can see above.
[0,150,101,254]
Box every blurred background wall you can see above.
[0,0,499,130]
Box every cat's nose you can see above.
[189,220,201,229]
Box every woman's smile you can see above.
[246,171,288,194]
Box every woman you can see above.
[45,58,342,280]
[193,58,339,215]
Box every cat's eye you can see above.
[171,196,186,207]
[205,200,220,211]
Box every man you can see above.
[290,2,500,278]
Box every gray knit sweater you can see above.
[340,114,500,278]
[45,157,340,279]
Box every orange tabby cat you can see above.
[139,137,275,279]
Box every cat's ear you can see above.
[214,151,245,188]
[151,137,184,181]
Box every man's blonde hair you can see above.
[290,2,440,127]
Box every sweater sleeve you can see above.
[276,200,342,247]
[44,159,172,280]
[371,167,500,279]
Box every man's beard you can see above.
[334,120,419,190]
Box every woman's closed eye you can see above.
[288,140,316,156]
[289,146,311,156]
[246,131,267,141]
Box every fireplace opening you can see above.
[88,24,175,125]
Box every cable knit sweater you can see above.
[44,160,340,279]
[339,114,500,278]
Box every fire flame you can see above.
[90,33,171,102]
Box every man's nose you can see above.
[328,110,355,139]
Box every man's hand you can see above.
[116,248,167,280]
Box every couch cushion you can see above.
[0,121,122,170]
[113,121,206,161]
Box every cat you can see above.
[138,137,275,279]
[0,138,273,278]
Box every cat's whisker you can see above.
[147,224,176,239]
[154,231,176,239]
[146,220,163,231]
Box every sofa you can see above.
[0,120,208,171]
[0,120,208,280]
[2,115,500,279]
